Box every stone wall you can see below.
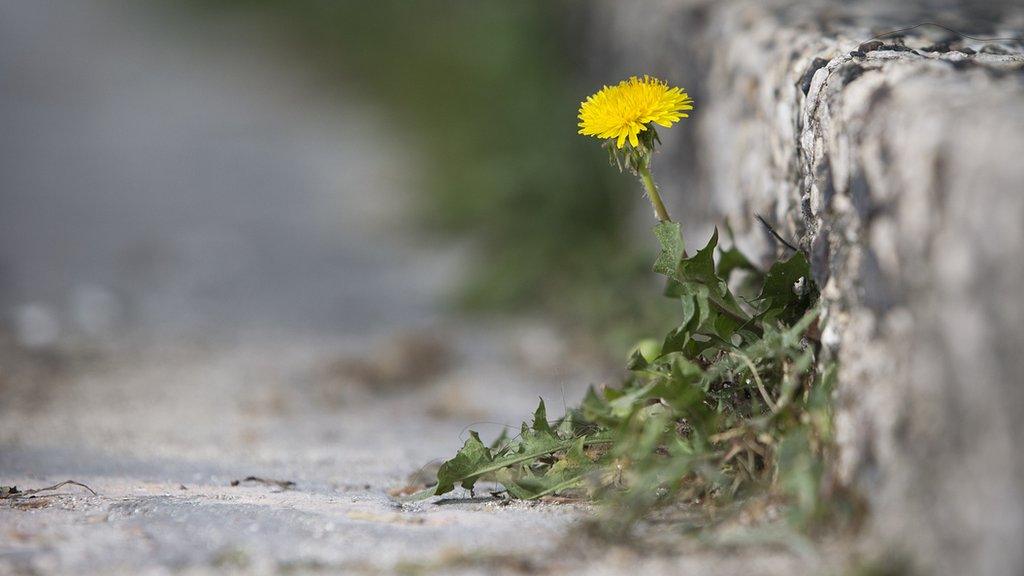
[587,2,1024,574]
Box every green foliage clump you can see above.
[421,224,835,531]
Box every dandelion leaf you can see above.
[653,221,685,277]
[433,431,493,496]
[758,251,814,324]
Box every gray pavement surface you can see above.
[0,328,606,575]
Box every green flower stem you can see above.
[638,163,671,222]
[636,147,756,332]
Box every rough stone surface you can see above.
[592,1,1024,574]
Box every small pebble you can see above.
[858,40,883,52]
[981,44,1012,55]
[921,41,953,53]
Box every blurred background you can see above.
[0,0,686,355]
[1,4,666,569]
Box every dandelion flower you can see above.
[578,76,693,149]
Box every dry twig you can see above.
[0,480,98,499]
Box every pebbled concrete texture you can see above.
[0,330,592,575]
[591,1,1024,574]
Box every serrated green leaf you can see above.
[626,347,648,371]
[692,284,712,331]
[645,352,704,404]
[663,277,685,298]
[532,399,553,436]
[489,428,510,451]
[496,469,540,499]
[757,251,814,324]
[678,290,697,328]
[677,229,751,326]
[653,221,685,277]
[661,325,690,356]
[433,431,493,496]
[712,311,743,340]
[516,437,596,500]
[717,246,757,281]
[557,410,574,438]
[580,386,608,420]
[602,387,624,401]
[670,354,704,384]
[678,228,719,284]
[433,427,593,499]
[608,381,657,420]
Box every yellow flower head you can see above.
[578,76,693,149]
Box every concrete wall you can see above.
[588,2,1024,573]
